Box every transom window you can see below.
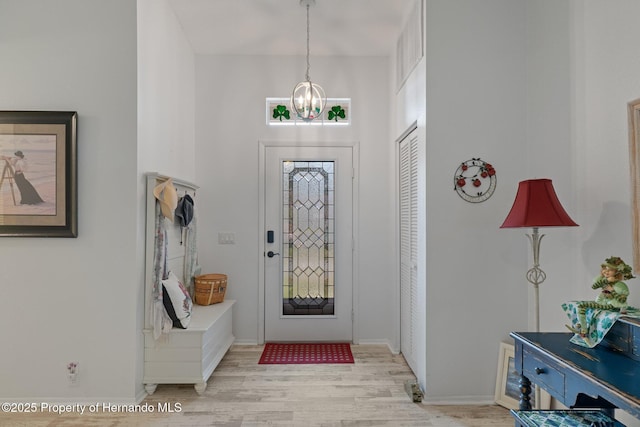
[266,98,351,126]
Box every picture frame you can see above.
[0,111,77,237]
[495,342,551,410]
[628,98,640,273]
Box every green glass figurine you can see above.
[567,256,634,337]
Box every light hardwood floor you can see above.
[2,345,514,426]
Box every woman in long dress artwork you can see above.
[1,150,44,205]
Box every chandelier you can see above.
[291,0,326,122]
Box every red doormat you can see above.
[258,342,354,364]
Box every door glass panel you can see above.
[282,160,334,315]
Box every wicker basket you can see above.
[194,274,227,305]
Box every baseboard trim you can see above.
[231,339,259,345]
[421,396,497,406]
[135,388,148,404]
[356,339,399,354]
[232,339,399,355]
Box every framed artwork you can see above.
[628,98,640,273]
[0,111,77,237]
[495,342,551,410]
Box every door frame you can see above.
[258,140,360,344]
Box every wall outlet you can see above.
[218,232,235,244]
[67,361,78,383]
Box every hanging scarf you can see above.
[152,200,173,339]
[184,199,201,296]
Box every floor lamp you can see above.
[500,179,578,332]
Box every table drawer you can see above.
[523,348,565,400]
[604,317,640,362]
[602,321,631,354]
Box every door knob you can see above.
[267,251,280,258]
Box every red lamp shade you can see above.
[500,179,578,228]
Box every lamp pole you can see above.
[525,227,547,333]
[526,226,547,409]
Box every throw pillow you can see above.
[162,271,193,329]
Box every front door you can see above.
[264,146,353,342]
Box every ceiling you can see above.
[168,0,415,57]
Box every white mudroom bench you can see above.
[143,300,235,395]
[143,173,235,395]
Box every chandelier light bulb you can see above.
[292,80,326,122]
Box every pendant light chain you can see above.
[305,3,310,82]
[291,0,326,122]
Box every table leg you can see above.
[519,374,532,410]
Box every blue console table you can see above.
[511,317,640,420]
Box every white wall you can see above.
[420,0,530,402]
[524,0,580,332]
[194,55,396,346]
[138,0,196,181]
[0,0,139,402]
[571,3,640,423]
[516,0,640,334]
[521,0,640,330]
[137,0,196,399]
[573,0,640,307]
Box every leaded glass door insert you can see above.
[264,145,352,342]
[282,161,334,315]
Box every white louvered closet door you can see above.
[399,129,419,374]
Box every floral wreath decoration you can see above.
[453,158,497,203]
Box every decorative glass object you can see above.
[282,161,334,315]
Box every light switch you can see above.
[218,232,235,244]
